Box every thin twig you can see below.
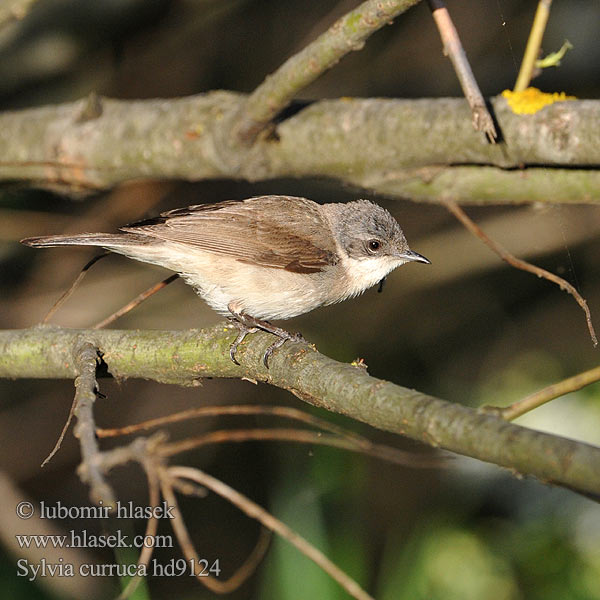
[234,0,422,143]
[81,440,271,598]
[97,404,445,467]
[97,404,371,442]
[428,0,497,141]
[485,364,600,421]
[92,274,179,329]
[514,0,553,92]
[71,340,115,505]
[159,467,274,594]
[115,461,160,600]
[40,395,78,467]
[42,253,109,323]
[158,427,444,469]
[165,465,375,600]
[446,200,597,347]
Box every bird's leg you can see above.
[227,303,304,368]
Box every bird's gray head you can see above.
[325,199,429,265]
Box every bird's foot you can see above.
[227,305,304,368]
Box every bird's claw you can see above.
[227,312,304,368]
[262,331,304,368]
[228,319,258,366]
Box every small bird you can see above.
[21,195,430,366]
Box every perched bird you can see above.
[22,195,430,366]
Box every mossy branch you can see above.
[1,325,599,497]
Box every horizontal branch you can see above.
[367,164,600,205]
[1,325,599,496]
[0,92,598,204]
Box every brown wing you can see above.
[120,196,339,274]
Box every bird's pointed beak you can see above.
[398,250,431,264]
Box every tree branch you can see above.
[0,93,599,204]
[1,325,599,497]
[514,0,553,92]
[164,465,374,600]
[489,364,600,421]
[234,0,422,143]
[71,339,116,506]
[428,0,496,141]
[445,200,597,346]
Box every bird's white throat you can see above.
[340,254,405,298]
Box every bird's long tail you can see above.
[21,233,143,248]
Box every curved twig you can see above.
[164,465,374,600]
[446,200,597,347]
[96,404,367,439]
[159,466,291,595]
[157,427,444,469]
[489,364,600,421]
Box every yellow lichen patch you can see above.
[502,87,576,115]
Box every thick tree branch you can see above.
[1,325,599,497]
[0,93,599,204]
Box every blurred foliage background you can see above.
[1,0,599,598]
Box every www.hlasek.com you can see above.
[16,529,173,550]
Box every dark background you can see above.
[1,1,599,599]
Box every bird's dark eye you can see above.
[367,239,381,253]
